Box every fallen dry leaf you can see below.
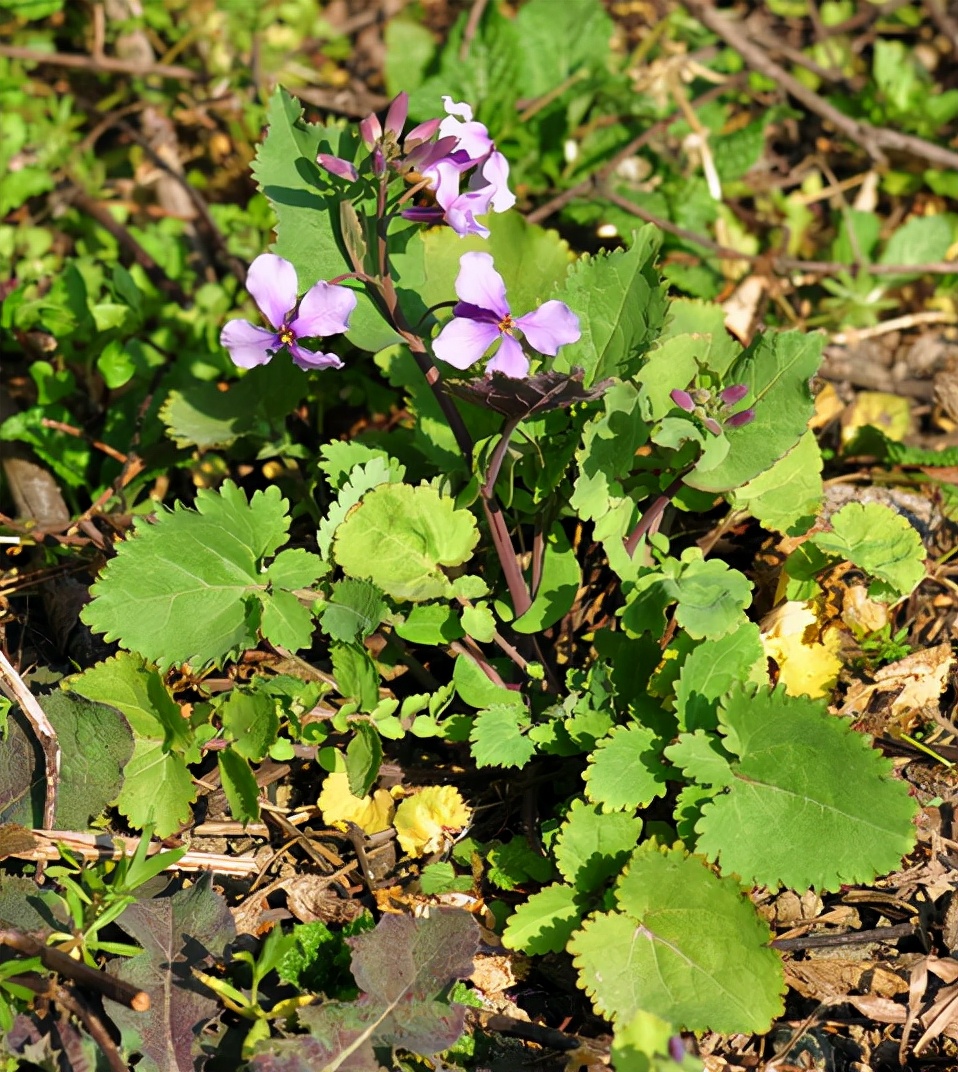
[760,600,843,699]
[317,771,395,835]
[394,785,471,857]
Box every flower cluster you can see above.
[318,92,514,239]
[670,383,755,435]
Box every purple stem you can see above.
[623,472,687,558]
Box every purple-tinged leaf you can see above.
[446,368,613,419]
[252,909,479,1068]
[105,877,236,1072]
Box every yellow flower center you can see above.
[498,313,514,334]
[279,328,295,346]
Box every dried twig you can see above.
[0,653,60,853]
[0,929,149,1013]
[9,829,260,878]
[0,43,201,80]
[682,0,958,172]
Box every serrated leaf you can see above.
[321,579,387,643]
[292,909,479,1060]
[218,746,260,824]
[334,483,479,602]
[81,482,305,669]
[0,694,132,829]
[318,456,406,558]
[67,652,190,747]
[554,798,643,893]
[159,359,307,449]
[260,588,315,652]
[502,883,586,955]
[469,706,536,768]
[664,731,734,789]
[674,621,767,732]
[686,330,823,493]
[584,725,669,812]
[107,878,235,1072]
[569,846,784,1032]
[265,547,327,590]
[486,836,554,890]
[693,684,918,889]
[809,501,926,600]
[553,227,667,386]
[728,429,823,536]
[115,739,195,836]
[219,689,278,762]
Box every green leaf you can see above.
[331,642,380,712]
[252,88,350,293]
[459,601,496,643]
[486,837,554,890]
[502,883,586,955]
[569,846,784,1032]
[218,747,260,824]
[81,482,305,669]
[453,654,524,710]
[395,603,465,645]
[333,483,480,602]
[318,455,406,559]
[691,685,918,890]
[265,547,327,590]
[469,706,536,769]
[674,621,766,732]
[0,693,132,830]
[115,739,196,836]
[553,227,667,386]
[880,215,954,279]
[513,0,614,96]
[571,382,648,523]
[554,798,643,893]
[219,689,278,762]
[345,722,382,799]
[159,359,308,450]
[808,501,925,600]
[67,652,190,747]
[622,550,753,641]
[513,524,581,634]
[260,589,316,652]
[686,330,823,492]
[584,725,669,812]
[321,579,387,643]
[728,429,823,535]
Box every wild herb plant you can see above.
[71,74,924,1068]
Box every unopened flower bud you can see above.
[720,383,749,406]
[690,388,711,405]
[670,388,695,412]
[725,407,755,429]
[703,416,723,436]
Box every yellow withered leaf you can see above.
[394,785,471,857]
[760,600,843,700]
[317,772,395,835]
[842,391,911,446]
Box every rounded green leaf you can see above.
[569,846,784,1033]
[502,883,586,955]
[333,484,479,602]
[584,725,669,812]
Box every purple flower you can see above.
[220,253,356,372]
[670,389,695,413]
[433,252,580,378]
[402,98,515,238]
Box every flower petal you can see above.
[444,201,490,239]
[406,117,441,146]
[515,301,581,356]
[454,251,509,317]
[246,253,298,330]
[360,112,382,147]
[433,316,501,369]
[317,154,358,182]
[485,333,529,378]
[474,151,515,212]
[384,92,409,137]
[290,281,358,338]
[220,320,280,369]
[441,97,473,122]
[289,344,344,372]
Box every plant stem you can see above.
[624,472,687,558]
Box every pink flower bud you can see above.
[725,407,755,428]
[384,92,409,138]
[359,112,382,148]
[670,389,695,412]
[720,383,749,406]
[316,154,358,183]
